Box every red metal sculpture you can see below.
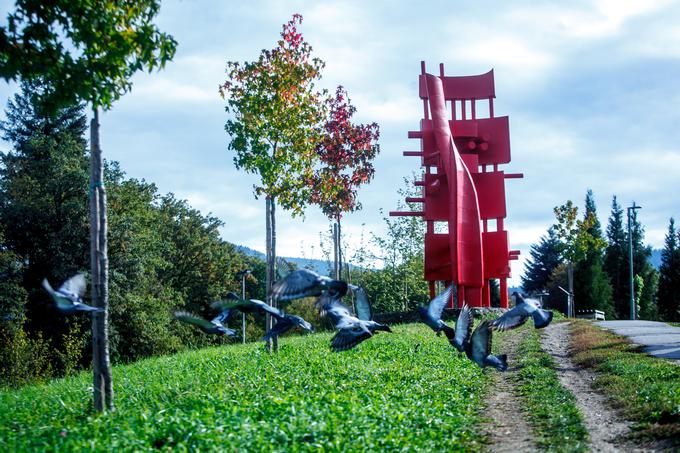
[390,62,522,308]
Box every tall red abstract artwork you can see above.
[390,62,522,308]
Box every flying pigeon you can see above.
[211,293,314,341]
[272,269,348,302]
[173,310,237,336]
[418,285,457,343]
[490,292,553,331]
[316,288,391,352]
[42,274,103,314]
[466,320,508,371]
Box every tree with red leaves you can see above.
[220,14,326,351]
[310,86,380,279]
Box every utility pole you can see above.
[236,269,251,343]
[627,203,641,320]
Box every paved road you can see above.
[596,320,680,364]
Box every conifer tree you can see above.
[521,227,561,294]
[573,190,614,318]
[658,218,680,321]
[604,196,628,318]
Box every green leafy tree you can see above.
[352,177,428,313]
[521,227,561,294]
[658,218,680,321]
[572,190,614,318]
[310,86,380,279]
[1,0,177,411]
[220,14,326,351]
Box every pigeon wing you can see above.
[470,321,492,368]
[59,274,87,299]
[316,296,353,327]
[43,279,73,310]
[354,287,372,321]
[490,307,529,332]
[330,329,372,352]
[427,285,454,321]
[276,257,295,280]
[262,317,295,341]
[271,269,323,301]
[174,311,215,331]
[453,304,473,352]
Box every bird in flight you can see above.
[490,292,553,331]
[316,287,391,352]
[173,309,236,336]
[42,274,103,314]
[211,293,313,341]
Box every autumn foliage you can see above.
[220,14,326,215]
[311,86,380,220]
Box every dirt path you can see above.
[540,322,636,452]
[484,329,536,453]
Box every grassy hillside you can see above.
[0,324,490,451]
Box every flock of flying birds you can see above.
[42,268,553,372]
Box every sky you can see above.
[1,0,679,287]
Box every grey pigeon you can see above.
[211,294,314,341]
[272,269,348,302]
[490,292,553,331]
[316,289,391,352]
[466,320,507,371]
[418,285,457,344]
[174,310,237,336]
[42,274,103,314]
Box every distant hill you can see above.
[650,248,662,269]
[236,245,335,275]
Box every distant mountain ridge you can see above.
[236,245,335,276]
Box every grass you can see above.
[509,325,589,452]
[571,320,680,443]
[0,323,490,452]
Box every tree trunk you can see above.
[264,196,279,352]
[333,222,339,279]
[89,107,113,412]
[265,196,272,352]
[269,197,279,352]
[337,217,342,280]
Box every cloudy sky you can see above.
[1,0,679,286]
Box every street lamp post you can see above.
[627,203,641,320]
[236,269,251,343]
[558,286,573,318]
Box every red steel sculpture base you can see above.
[390,62,522,308]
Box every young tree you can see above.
[658,218,680,321]
[310,86,380,279]
[220,14,326,351]
[521,227,561,294]
[1,0,177,411]
[553,199,605,315]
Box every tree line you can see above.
[522,190,679,321]
[0,88,272,387]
